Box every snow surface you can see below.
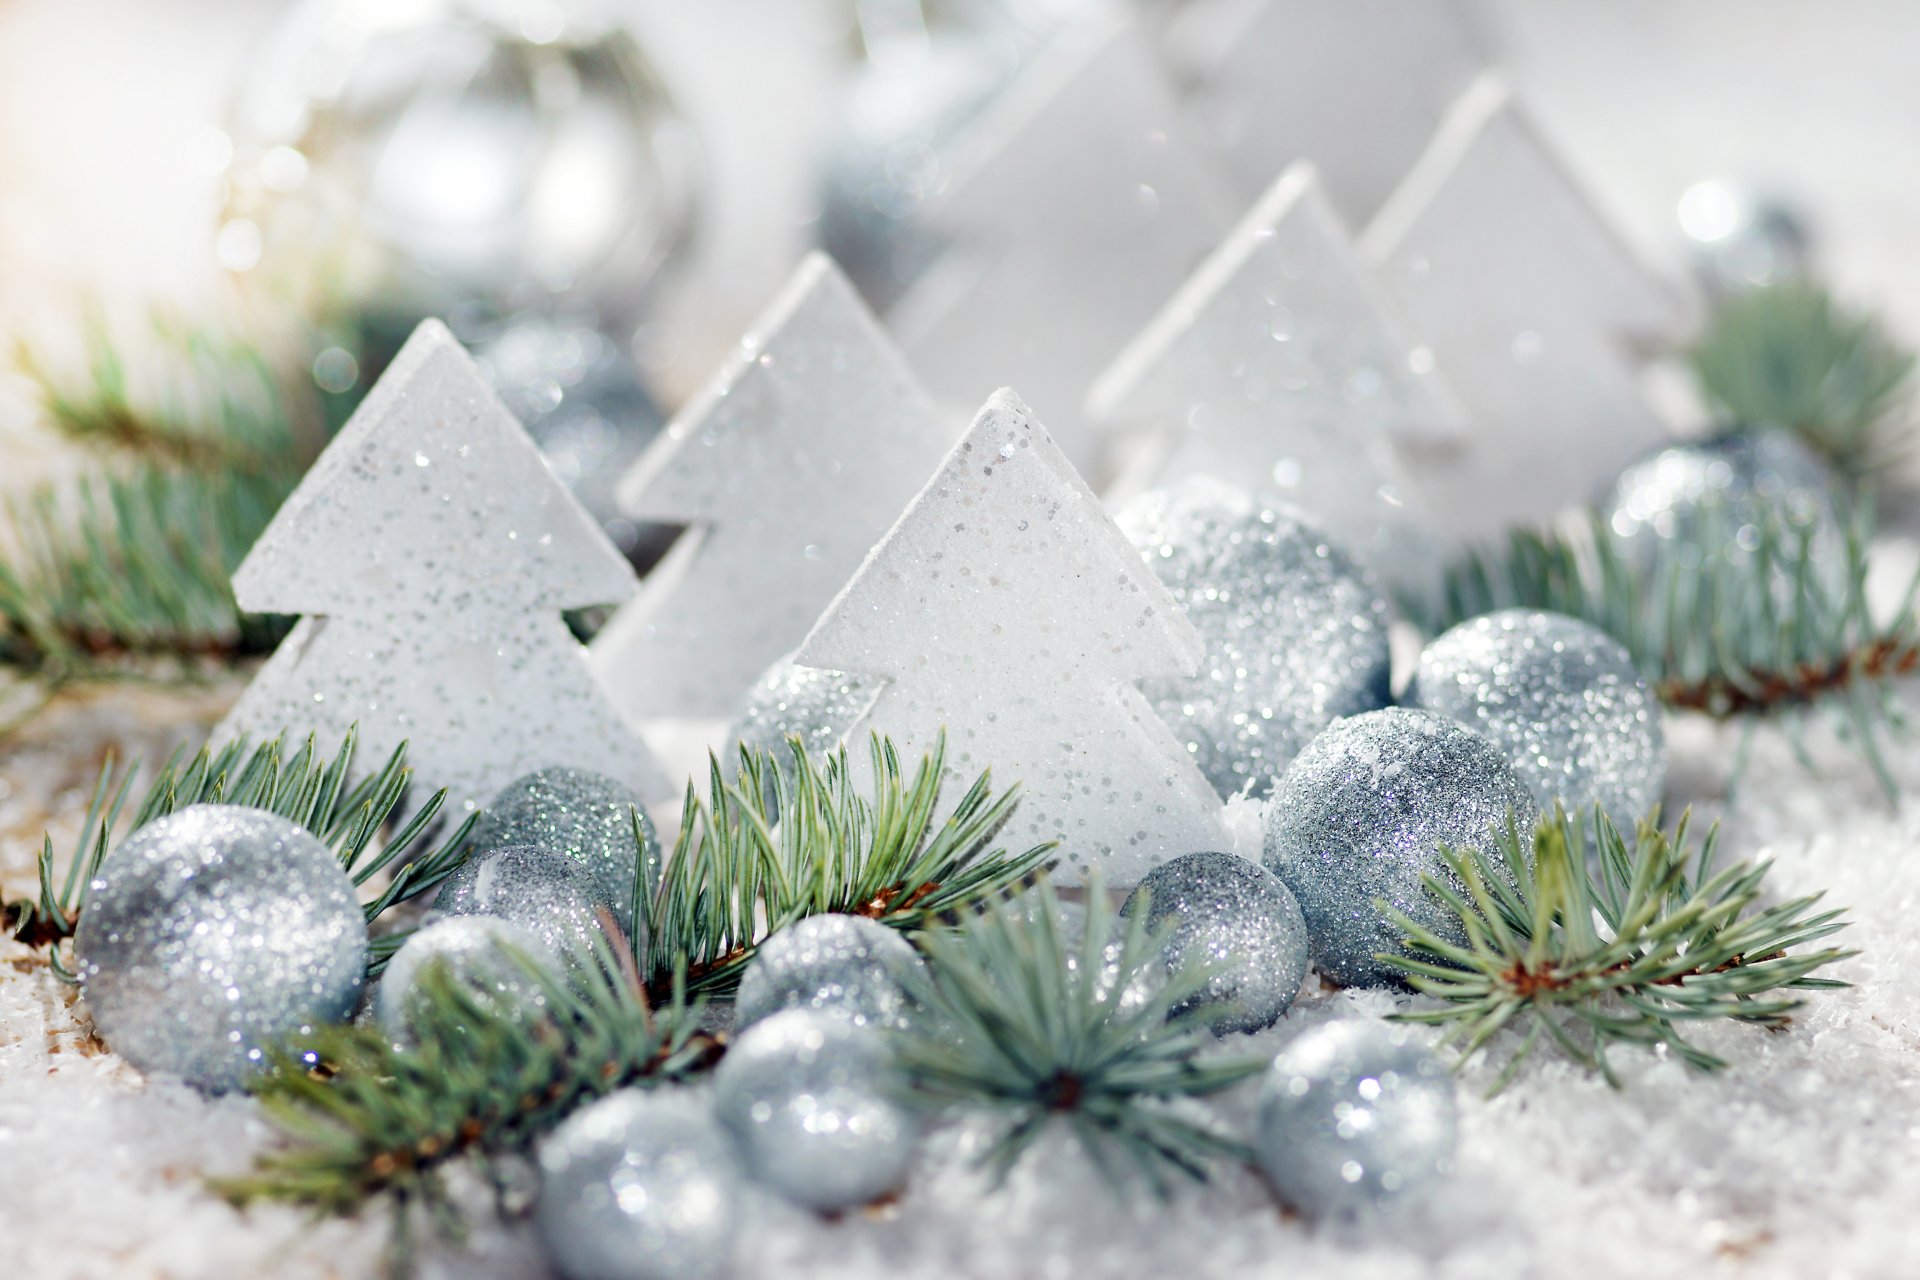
[3,678,1918,1279]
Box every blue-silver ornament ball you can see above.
[1254,1020,1457,1217]
[374,915,556,1046]
[432,844,625,982]
[734,914,927,1033]
[1262,708,1538,988]
[713,1008,917,1212]
[74,804,368,1092]
[536,1090,744,1280]
[1121,851,1309,1035]
[1117,479,1393,801]
[1409,609,1666,830]
[725,651,878,775]
[471,767,662,934]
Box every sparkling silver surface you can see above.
[725,650,880,770]
[1677,180,1811,296]
[712,1008,916,1212]
[430,844,618,983]
[74,804,368,1092]
[536,1090,742,1280]
[1117,480,1393,801]
[1410,609,1666,829]
[1254,1020,1457,1217]
[1262,708,1538,988]
[734,914,927,1033]
[374,916,555,1046]
[1121,851,1309,1035]
[471,767,662,934]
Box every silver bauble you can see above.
[375,915,555,1045]
[470,767,663,935]
[74,805,368,1092]
[1262,708,1538,988]
[1254,1020,1457,1217]
[536,1090,743,1280]
[725,650,879,770]
[1121,851,1309,1035]
[1410,609,1666,830]
[734,914,927,1033]
[712,1008,917,1212]
[1676,180,1811,297]
[431,843,622,981]
[1117,479,1393,801]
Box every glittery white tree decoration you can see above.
[796,388,1231,886]
[1088,163,1465,588]
[219,320,669,812]
[1170,0,1486,222]
[1361,77,1691,540]
[591,254,954,720]
[887,11,1239,474]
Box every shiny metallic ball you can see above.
[471,767,663,935]
[536,1090,743,1280]
[1121,851,1309,1035]
[725,651,879,773]
[1262,708,1538,988]
[74,804,368,1092]
[713,1008,916,1212]
[1676,180,1811,297]
[734,914,927,1033]
[1117,479,1393,801]
[374,915,556,1046]
[431,844,622,983]
[1254,1020,1457,1216]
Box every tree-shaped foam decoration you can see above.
[590,254,955,720]
[886,10,1239,476]
[219,319,669,811]
[1169,0,1486,223]
[1360,77,1691,540]
[1088,163,1466,592]
[796,388,1231,886]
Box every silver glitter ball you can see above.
[1254,1020,1457,1217]
[1262,708,1538,988]
[725,651,879,771]
[471,768,663,935]
[374,915,556,1046]
[431,844,622,983]
[1117,479,1393,801]
[1121,851,1309,1035]
[1677,180,1811,297]
[74,805,368,1092]
[712,1008,917,1212]
[1409,609,1666,830]
[536,1090,743,1280]
[734,914,928,1033]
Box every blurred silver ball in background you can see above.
[471,766,663,936]
[1677,179,1811,297]
[725,651,879,768]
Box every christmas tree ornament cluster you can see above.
[735,914,928,1033]
[374,916,555,1046]
[469,767,662,935]
[1121,851,1309,1035]
[1116,479,1393,800]
[1409,609,1666,828]
[74,805,368,1092]
[431,845,624,984]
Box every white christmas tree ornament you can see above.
[1361,77,1690,540]
[886,11,1240,476]
[219,319,670,812]
[1087,163,1465,589]
[796,388,1231,886]
[591,254,955,720]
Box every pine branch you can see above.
[644,732,1052,998]
[896,880,1265,1197]
[1691,284,1914,475]
[1378,808,1853,1094]
[217,949,719,1267]
[6,725,477,980]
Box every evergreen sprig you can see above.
[896,880,1264,1196]
[1381,808,1853,1094]
[1691,284,1914,474]
[8,726,476,979]
[644,733,1052,997]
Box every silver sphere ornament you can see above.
[1254,1020,1457,1217]
[734,914,927,1033]
[713,1008,917,1212]
[471,767,663,935]
[726,650,879,771]
[375,915,556,1046]
[1677,180,1811,296]
[432,844,623,982]
[1117,479,1392,801]
[1262,708,1538,988]
[1410,610,1665,830]
[536,1090,743,1280]
[74,805,368,1092]
[1121,851,1309,1035]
